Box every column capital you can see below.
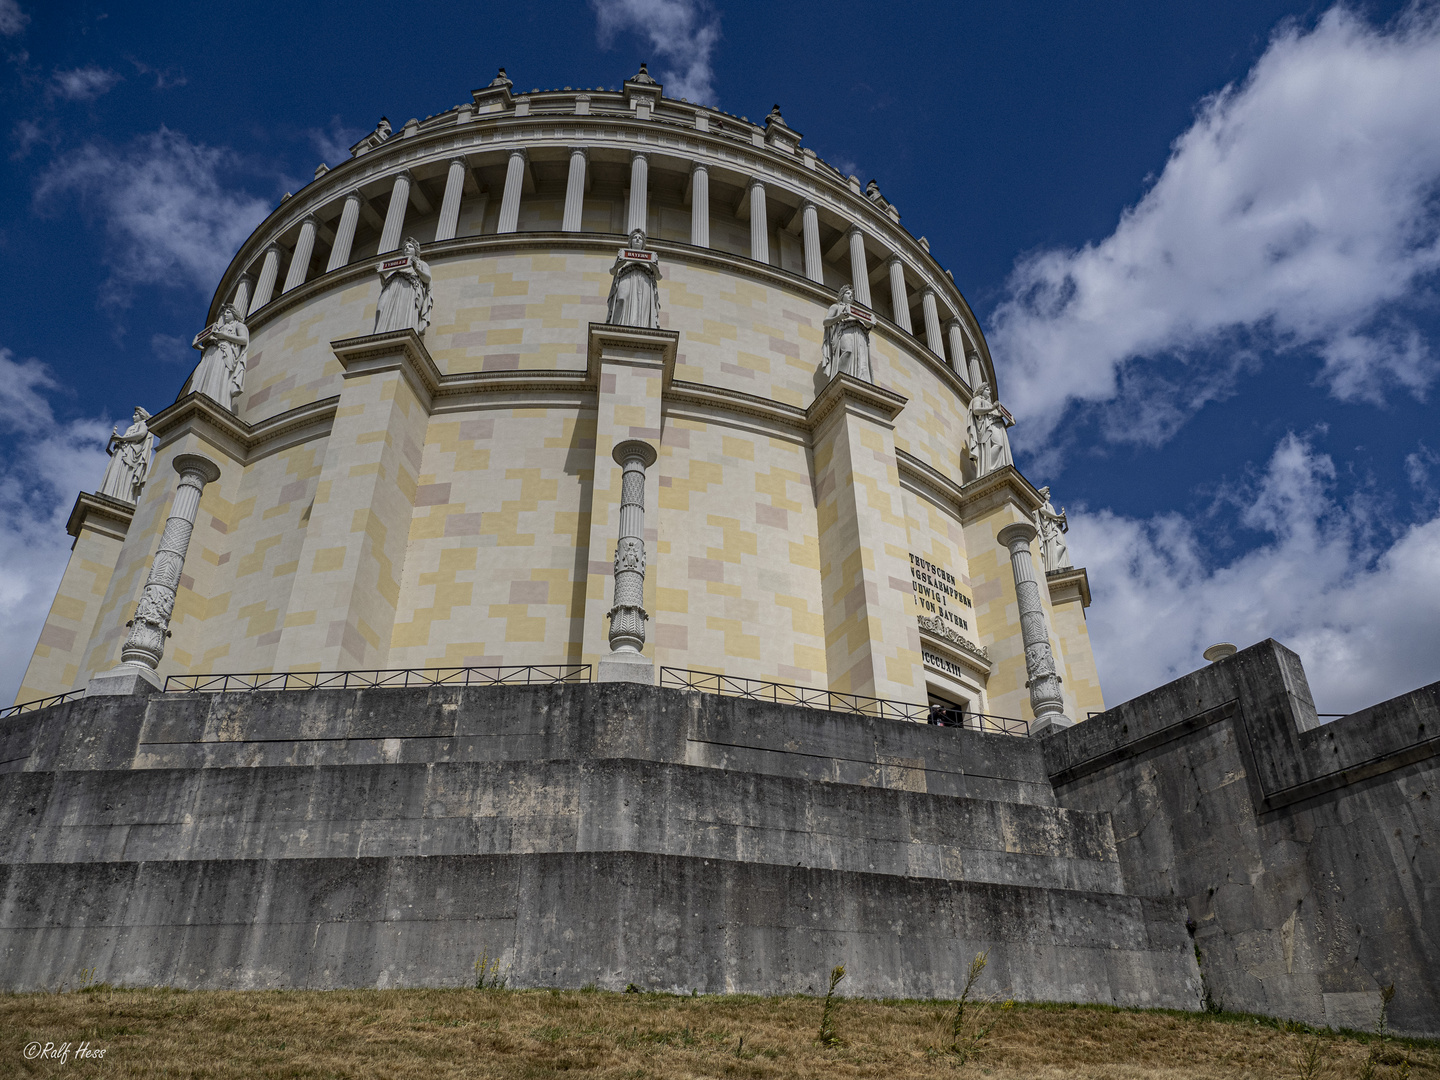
[173,452,223,485]
[690,159,709,175]
[567,146,590,160]
[343,188,364,202]
[298,213,318,228]
[847,223,864,238]
[922,284,938,299]
[887,254,905,269]
[506,146,528,162]
[447,155,470,168]
[997,521,1039,551]
[630,149,650,163]
[263,242,283,257]
[944,316,963,330]
[612,438,658,468]
[748,175,766,190]
[391,168,414,183]
[799,197,817,213]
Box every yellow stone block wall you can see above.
[387,407,595,668]
[13,524,124,704]
[1051,587,1106,718]
[653,419,825,684]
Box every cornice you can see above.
[957,464,1046,523]
[148,392,341,465]
[805,373,908,433]
[66,491,134,542]
[896,449,967,515]
[919,622,994,678]
[1046,566,1092,609]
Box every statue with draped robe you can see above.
[966,381,1014,478]
[821,285,875,383]
[191,304,250,412]
[374,236,433,335]
[98,406,154,504]
[606,229,661,329]
[1035,486,1071,572]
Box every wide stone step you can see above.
[0,759,1125,894]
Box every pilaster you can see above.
[1047,566,1104,718]
[579,324,677,675]
[807,375,924,702]
[271,330,433,670]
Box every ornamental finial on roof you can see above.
[766,103,785,126]
[632,62,657,85]
[490,67,512,89]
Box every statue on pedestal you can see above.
[1035,486,1071,573]
[374,236,433,335]
[98,406,154,504]
[966,381,1013,478]
[606,229,661,329]
[821,284,874,383]
[191,304,250,413]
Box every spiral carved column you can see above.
[599,439,657,683]
[121,454,223,672]
[996,521,1071,731]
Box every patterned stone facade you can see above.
[16,76,1103,729]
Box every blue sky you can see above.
[1,0,1437,712]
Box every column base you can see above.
[85,663,164,698]
[597,651,654,685]
[1029,713,1074,738]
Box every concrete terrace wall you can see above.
[1043,639,1440,1037]
[0,683,1199,1006]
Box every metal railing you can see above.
[660,667,1029,736]
[1,688,87,719]
[164,664,591,693]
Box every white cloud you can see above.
[0,348,111,706]
[591,0,721,104]
[34,127,272,308]
[1072,433,1440,715]
[307,115,364,166]
[48,65,121,101]
[0,0,28,36]
[990,5,1440,446]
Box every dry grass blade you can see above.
[817,964,846,1047]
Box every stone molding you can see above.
[917,618,992,675]
[1046,566,1092,609]
[65,491,135,543]
[804,372,907,434]
[957,464,1046,525]
[146,392,341,466]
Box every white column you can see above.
[801,201,822,284]
[281,217,317,294]
[996,522,1071,731]
[748,178,769,263]
[379,171,411,253]
[968,353,983,389]
[248,245,281,314]
[922,288,944,356]
[327,192,362,271]
[497,148,527,234]
[435,158,468,242]
[628,152,649,234]
[690,163,710,247]
[946,320,967,375]
[562,148,588,233]
[887,257,912,332]
[118,454,224,673]
[599,439,658,684]
[230,275,253,314]
[847,227,871,306]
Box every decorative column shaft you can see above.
[748,179,769,263]
[945,320,967,376]
[327,192,362,271]
[968,352,984,390]
[628,152,649,234]
[435,158,468,241]
[922,288,944,357]
[690,163,710,247]
[887,257,912,332]
[497,149,527,234]
[248,245,281,315]
[119,454,223,671]
[607,440,656,654]
[996,522,1070,729]
[281,217,317,294]
[801,201,823,284]
[230,275,253,314]
[379,171,411,253]
[562,148,588,233]
[847,227,872,306]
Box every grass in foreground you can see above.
[4,985,1438,1078]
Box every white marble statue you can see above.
[98,406,154,504]
[821,285,874,383]
[966,381,1014,478]
[374,237,434,335]
[191,304,250,412]
[606,229,662,329]
[1035,486,1071,572]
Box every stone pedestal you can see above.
[85,662,163,697]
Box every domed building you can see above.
[18,65,1102,730]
